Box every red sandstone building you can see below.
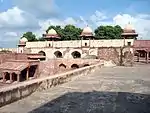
[0,23,150,85]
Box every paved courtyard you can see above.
[0,64,150,113]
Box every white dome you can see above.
[124,23,134,30]
[20,37,28,43]
[48,29,57,35]
[82,26,93,33]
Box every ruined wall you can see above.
[0,63,101,107]
[97,47,120,64]
[0,53,28,64]
[97,47,134,66]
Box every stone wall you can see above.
[38,59,101,76]
[97,47,120,65]
[0,63,102,107]
[97,47,134,66]
[0,53,28,64]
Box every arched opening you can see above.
[5,72,10,81]
[71,51,81,59]
[83,64,90,67]
[71,64,79,69]
[54,51,63,58]
[59,64,66,68]
[59,64,66,71]
[12,73,17,82]
[39,51,46,56]
[29,65,37,78]
[38,51,46,61]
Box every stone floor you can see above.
[0,64,150,113]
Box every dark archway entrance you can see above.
[38,51,46,61]
[54,51,63,58]
[71,64,79,69]
[71,51,81,59]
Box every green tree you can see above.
[63,25,82,40]
[22,32,37,42]
[38,37,46,41]
[46,25,82,40]
[94,25,123,39]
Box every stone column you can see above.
[10,73,13,83]
[17,73,20,82]
[137,52,140,62]
[35,65,39,78]
[81,37,83,48]
[26,66,30,80]
[146,51,149,64]
[2,72,6,83]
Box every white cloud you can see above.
[113,14,150,39]
[0,7,39,29]
[1,1,150,48]
[90,11,150,39]
[36,17,83,38]
[90,10,107,22]
[12,0,59,18]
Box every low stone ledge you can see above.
[0,63,102,107]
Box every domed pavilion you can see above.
[80,25,95,40]
[43,28,60,41]
[121,22,138,39]
[18,37,28,46]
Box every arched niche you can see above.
[71,64,79,69]
[71,51,81,59]
[54,51,63,58]
[38,51,46,61]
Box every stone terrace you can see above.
[0,64,150,113]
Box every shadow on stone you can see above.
[29,91,150,113]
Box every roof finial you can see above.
[128,21,131,24]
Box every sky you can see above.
[0,0,150,48]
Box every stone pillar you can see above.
[35,65,39,78]
[17,73,20,82]
[146,51,149,64]
[123,37,125,46]
[81,37,83,48]
[137,52,140,62]
[26,66,30,80]
[2,72,6,83]
[10,73,13,83]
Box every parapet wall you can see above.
[39,59,101,76]
[0,63,101,107]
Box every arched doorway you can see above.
[71,64,79,69]
[71,51,81,59]
[54,51,63,58]
[38,51,46,61]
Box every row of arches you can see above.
[38,51,81,59]
[59,63,90,69]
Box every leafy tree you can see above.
[46,25,82,40]
[22,32,37,42]
[94,25,123,39]
[38,37,46,41]
[63,25,82,40]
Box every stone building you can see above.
[17,23,138,65]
